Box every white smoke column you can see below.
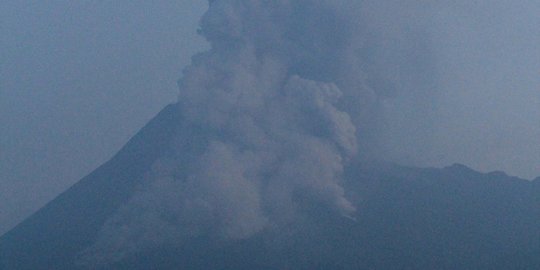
[80,0,386,264]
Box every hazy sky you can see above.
[1,0,539,235]
[1,0,208,234]
[374,0,540,178]
[425,1,540,179]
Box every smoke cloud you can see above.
[80,0,380,263]
[79,0,540,265]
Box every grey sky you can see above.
[379,0,540,179]
[1,0,207,234]
[1,0,539,235]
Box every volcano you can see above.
[3,1,540,269]
[1,104,539,270]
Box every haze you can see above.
[1,0,539,236]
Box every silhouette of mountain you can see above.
[1,105,539,270]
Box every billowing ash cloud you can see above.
[79,0,425,264]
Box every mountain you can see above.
[1,104,539,270]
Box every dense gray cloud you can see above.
[2,0,539,259]
[85,0,540,264]
[82,1,366,263]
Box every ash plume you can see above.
[80,0,429,264]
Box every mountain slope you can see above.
[105,162,540,270]
[0,104,181,270]
[1,104,539,270]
